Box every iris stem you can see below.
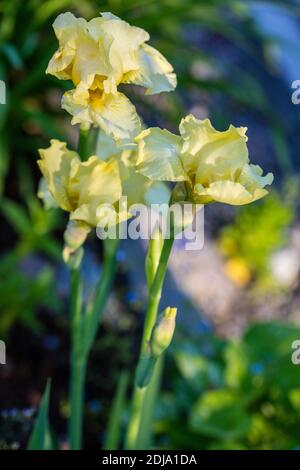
[69,266,84,450]
[83,238,120,357]
[125,236,174,450]
[69,239,119,449]
[78,126,97,161]
[69,355,86,449]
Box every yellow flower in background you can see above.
[37,139,125,256]
[46,12,177,139]
[136,115,273,205]
[224,258,252,287]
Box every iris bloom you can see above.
[136,115,273,205]
[37,139,125,256]
[46,12,177,139]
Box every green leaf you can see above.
[27,380,54,450]
[104,371,129,450]
[190,389,251,440]
[1,198,31,235]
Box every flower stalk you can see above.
[125,235,174,450]
[69,260,84,449]
[68,238,119,449]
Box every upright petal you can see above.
[94,13,149,79]
[180,115,249,180]
[52,12,87,45]
[37,139,80,211]
[46,13,87,80]
[136,128,187,181]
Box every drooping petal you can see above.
[194,180,269,205]
[62,89,141,140]
[46,43,76,80]
[94,92,141,140]
[238,163,274,194]
[122,43,177,94]
[61,87,94,126]
[70,157,122,226]
[136,128,187,181]
[37,178,59,210]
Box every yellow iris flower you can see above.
[46,12,177,140]
[37,139,125,256]
[136,115,273,205]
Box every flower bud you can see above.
[145,228,163,288]
[64,220,90,251]
[63,220,90,266]
[150,307,177,358]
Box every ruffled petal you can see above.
[194,180,269,205]
[70,157,122,226]
[238,163,274,193]
[179,115,249,181]
[94,92,141,140]
[37,177,59,209]
[37,139,80,211]
[122,43,177,94]
[95,13,149,78]
[136,128,187,181]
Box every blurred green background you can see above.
[1,0,300,450]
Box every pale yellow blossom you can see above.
[37,139,125,254]
[47,12,176,139]
[136,115,273,205]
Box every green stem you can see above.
[141,237,174,351]
[125,236,174,450]
[69,266,84,450]
[78,126,97,161]
[83,238,119,356]
[68,240,119,449]
[137,357,163,449]
[78,127,89,161]
[104,371,129,450]
[69,357,86,449]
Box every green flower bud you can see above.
[145,228,163,288]
[150,307,177,358]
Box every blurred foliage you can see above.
[157,321,300,450]
[0,190,63,336]
[218,189,295,289]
